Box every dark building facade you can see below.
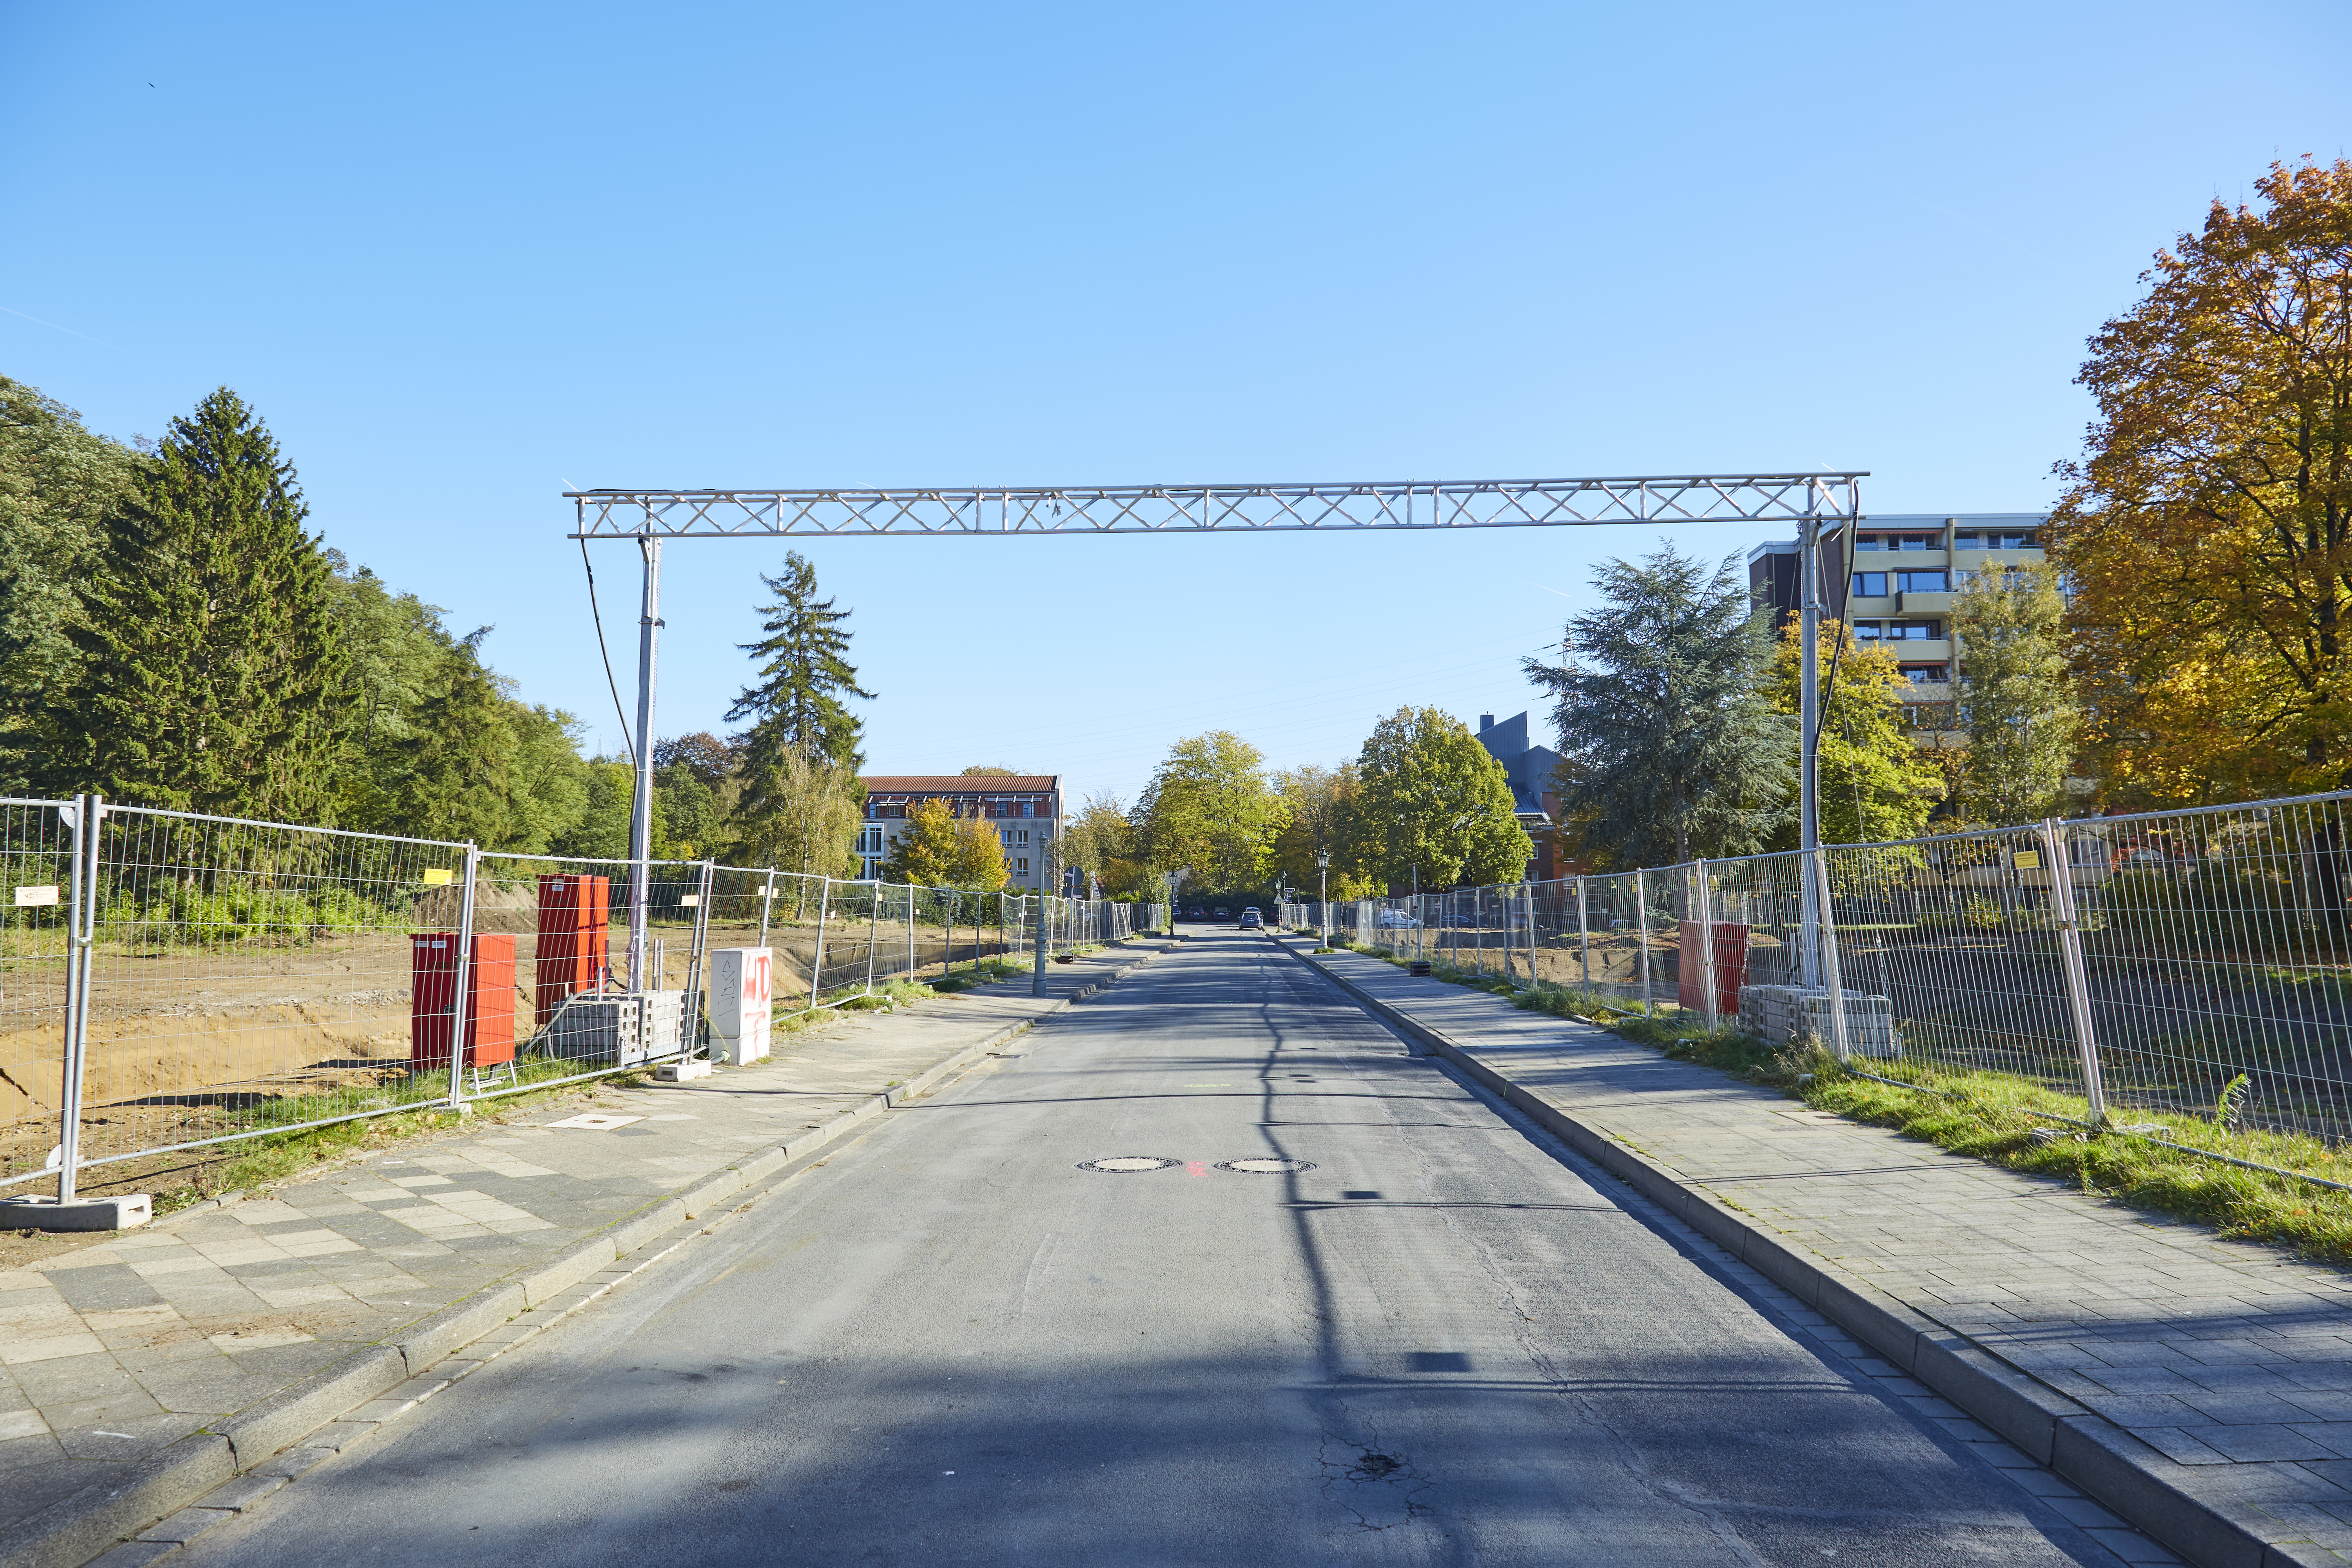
[1475,711,1565,882]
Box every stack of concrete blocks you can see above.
[706,947,774,1066]
[541,989,687,1067]
[1738,984,1903,1058]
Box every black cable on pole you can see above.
[579,535,636,765]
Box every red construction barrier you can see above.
[412,933,517,1071]
[534,873,609,1027]
[1677,920,1749,1017]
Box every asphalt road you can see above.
[175,930,2153,1567]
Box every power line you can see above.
[579,536,636,764]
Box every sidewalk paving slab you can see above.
[1287,938,2352,1568]
[0,939,1171,1568]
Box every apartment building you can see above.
[854,775,1062,889]
[1748,513,2049,746]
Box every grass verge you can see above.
[1332,940,2352,1266]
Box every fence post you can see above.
[1809,847,1851,1059]
[1031,896,1048,996]
[1577,875,1590,991]
[808,877,831,1009]
[685,859,714,1048]
[56,793,98,1203]
[1635,869,1653,1014]
[449,842,480,1111]
[906,886,915,979]
[1694,858,1717,1028]
[757,868,776,948]
[2040,817,2109,1126]
[864,880,880,996]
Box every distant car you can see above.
[1211,907,1230,921]
[1375,909,1421,929]
[1239,908,1263,929]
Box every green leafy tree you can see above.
[1762,619,1944,846]
[727,748,860,880]
[44,388,345,821]
[1951,562,2081,825]
[2049,158,2352,801]
[552,758,639,860]
[1528,543,1793,866]
[1349,707,1531,889]
[1270,764,1380,900]
[1134,731,1288,891]
[0,377,145,793]
[880,797,964,887]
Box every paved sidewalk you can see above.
[1293,941,2352,1567]
[0,941,1169,1545]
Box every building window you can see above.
[1016,857,1029,873]
[1018,829,1029,845]
[1862,619,1940,640]
[1957,530,2038,550]
[1895,570,1947,594]
[1899,663,1950,685]
[1022,802,1034,817]
[1853,534,1884,551]
[1851,571,1888,597]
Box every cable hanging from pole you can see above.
[579,535,636,764]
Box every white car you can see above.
[1375,909,1421,929]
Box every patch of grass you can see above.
[1326,937,2352,1264]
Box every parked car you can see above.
[1239,908,1263,929]
[1211,907,1230,921]
[1375,909,1421,929]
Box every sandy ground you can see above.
[0,914,1025,1181]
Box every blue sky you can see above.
[3,1,2345,808]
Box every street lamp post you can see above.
[1316,848,1331,949]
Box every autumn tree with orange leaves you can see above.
[2047,159,2352,806]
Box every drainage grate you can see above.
[1075,1157,1182,1173]
[1215,1158,1316,1174]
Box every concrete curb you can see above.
[1282,941,2334,1568]
[15,941,1175,1568]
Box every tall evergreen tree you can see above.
[728,552,872,770]
[1528,543,1793,867]
[727,552,873,841]
[44,388,345,820]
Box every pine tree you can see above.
[45,388,345,820]
[728,550,872,779]
[1528,543,1793,867]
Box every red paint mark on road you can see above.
[1186,1161,1207,1177]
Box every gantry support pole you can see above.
[628,537,662,994]
[1798,494,1823,989]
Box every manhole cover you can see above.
[1215,1158,1316,1174]
[1075,1157,1181,1173]
[547,1114,644,1130]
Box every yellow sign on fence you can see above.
[422,868,454,886]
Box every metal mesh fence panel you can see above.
[74,806,471,1175]
[0,800,78,1191]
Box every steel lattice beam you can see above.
[566,473,1865,538]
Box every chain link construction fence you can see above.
[1285,791,2352,1171]
[1,793,1154,1201]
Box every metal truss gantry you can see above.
[566,473,1863,539]
[569,472,1865,994]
